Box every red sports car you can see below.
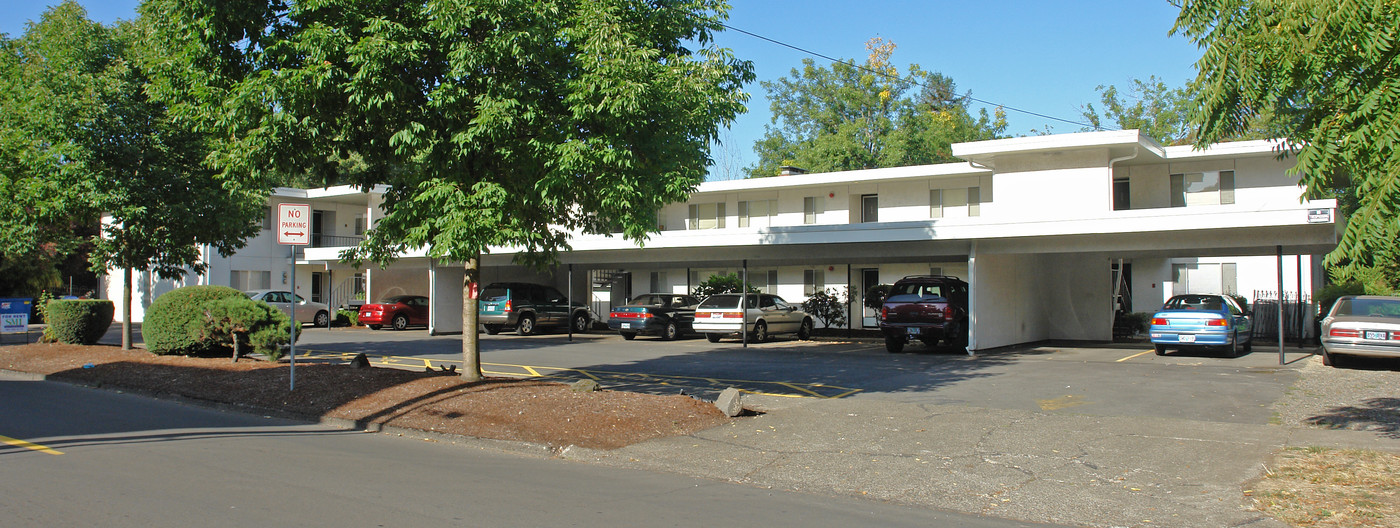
[359,295,430,330]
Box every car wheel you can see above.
[796,318,813,340]
[621,332,637,340]
[516,315,536,336]
[752,321,769,342]
[314,310,330,328]
[1242,337,1253,352]
[1322,350,1340,367]
[368,324,382,330]
[572,312,590,333]
[483,325,501,335]
[1154,344,1168,355]
[1228,332,1240,357]
[706,333,722,343]
[885,336,905,353]
[660,322,678,341]
[392,314,409,331]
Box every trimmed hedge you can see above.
[144,286,249,355]
[44,299,114,345]
[198,296,297,360]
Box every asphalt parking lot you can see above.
[292,326,1316,426]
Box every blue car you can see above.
[1149,294,1253,356]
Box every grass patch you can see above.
[1250,447,1400,527]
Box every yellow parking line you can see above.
[0,434,63,455]
[1117,349,1155,362]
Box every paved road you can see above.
[0,376,1056,528]
[293,327,1306,426]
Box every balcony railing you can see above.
[312,234,364,248]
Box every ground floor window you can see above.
[1172,263,1238,296]
[231,270,272,291]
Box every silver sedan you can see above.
[1320,295,1400,366]
[244,289,332,327]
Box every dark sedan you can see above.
[608,293,700,341]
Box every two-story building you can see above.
[108,130,1338,351]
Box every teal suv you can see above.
[479,282,593,336]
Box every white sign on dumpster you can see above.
[278,203,311,245]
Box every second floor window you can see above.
[688,202,725,230]
[1170,170,1235,207]
[931,187,981,218]
[738,199,776,228]
[803,196,824,224]
[861,194,878,223]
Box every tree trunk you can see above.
[122,267,132,350]
[231,333,241,363]
[460,255,483,382]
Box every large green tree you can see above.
[0,2,263,348]
[1175,0,1400,289]
[1081,76,1195,145]
[142,0,753,381]
[750,38,1005,177]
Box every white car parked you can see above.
[245,290,331,327]
[693,293,813,343]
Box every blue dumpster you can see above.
[0,298,32,333]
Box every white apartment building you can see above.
[108,130,1338,351]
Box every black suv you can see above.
[878,275,970,353]
[478,282,593,335]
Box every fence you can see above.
[1250,290,1312,342]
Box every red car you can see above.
[359,295,430,330]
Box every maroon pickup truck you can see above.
[878,275,970,353]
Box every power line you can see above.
[717,23,1106,131]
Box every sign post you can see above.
[278,203,311,390]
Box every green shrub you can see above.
[44,299,114,345]
[145,286,249,356]
[198,296,296,361]
[337,308,359,326]
[1315,281,1366,317]
[863,284,891,310]
[691,273,759,298]
[1117,311,1152,334]
[802,288,848,328]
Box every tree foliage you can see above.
[691,272,759,298]
[801,288,847,329]
[1175,0,1400,286]
[141,0,754,380]
[1081,76,1196,145]
[750,38,1005,177]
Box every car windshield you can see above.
[627,295,666,306]
[890,283,946,298]
[1164,295,1225,311]
[480,287,508,302]
[1333,298,1400,318]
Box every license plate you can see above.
[710,313,723,318]
[907,327,920,335]
[1178,334,1196,343]
[620,323,631,329]
[1365,331,1387,340]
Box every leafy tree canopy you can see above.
[749,38,1005,177]
[1080,75,1284,145]
[1175,0,1400,286]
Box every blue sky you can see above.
[2,1,1202,178]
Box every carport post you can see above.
[1277,245,1284,365]
[567,264,573,342]
[741,260,748,349]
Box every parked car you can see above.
[1149,294,1253,356]
[878,275,969,353]
[693,293,813,343]
[244,289,331,327]
[608,293,700,341]
[358,295,430,331]
[478,282,592,336]
[1319,295,1400,366]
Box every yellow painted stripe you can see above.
[0,434,63,455]
[1117,349,1155,362]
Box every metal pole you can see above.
[1276,245,1284,365]
[846,264,852,338]
[567,264,574,342]
[741,260,748,349]
[289,244,296,391]
[1296,254,1303,347]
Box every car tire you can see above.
[483,325,501,335]
[752,321,769,343]
[516,315,536,336]
[392,314,409,331]
[368,324,382,330]
[706,333,722,343]
[796,318,813,340]
[660,322,678,341]
[885,336,905,353]
[621,332,637,341]
[1242,337,1252,352]
[314,310,330,328]
[1154,344,1167,355]
[572,312,590,334]
[1322,350,1340,367]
